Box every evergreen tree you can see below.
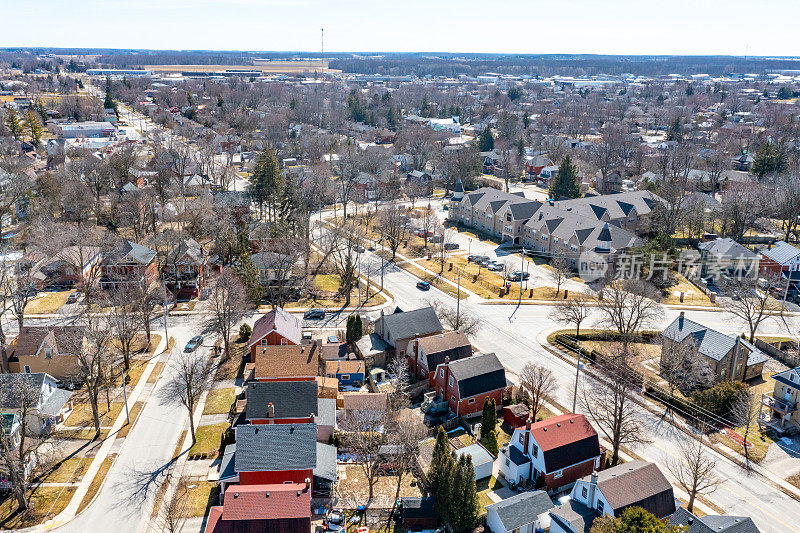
[752,139,787,178]
[478,127,494,152]
[345,315,361,344]
[549,156,580,199]
[522,113,530,129]
[24,111,42,146]
[352,314,363,341]
[427,427,450,501]
[482,429,499,456]
[517,137,525,157]
[346,89,367,123]
[448,454,478,532]
[666,117,683,142]
[4,108,23,140]
[480,398,497,440]
[233,227,262,304]
[249,148,284,222]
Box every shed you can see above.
[456,443,494,480]
[503,404,530,428]
[400,497,439,529]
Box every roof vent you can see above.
[233,493,239,498]
[557,423,561,427]
[265,492,270,497]
[569,419,574,423]
[543,427,547,431]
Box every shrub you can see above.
[690,380,747,422]
[481,430,499,456]
[239,323,252,341]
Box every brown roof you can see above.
[316,376,338,398]
[253,345,319,379]
[325,359,365,375]
[221,483,310,521]
[417,331,470,354]
[11,326,84,357]
[342,392,387,412]
[592,461,675,517]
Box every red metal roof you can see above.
[221,483,310,521]
[527,413,597,452]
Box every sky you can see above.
[3,0,800,57]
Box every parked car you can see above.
[468,254,490,264]
[443,242,459,250]
[487,260,505,271]
[508,270,530,281]
[416,281,431,291]
[185,335,203,351]
[66,293,80,304]
[304,308,326,319]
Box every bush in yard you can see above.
[239,323,251,341]
[481,429,499,456]
[690,380,747,423]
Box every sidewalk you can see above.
[43,335,170,529]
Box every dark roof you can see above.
[12,326,84,357]
[669,507,761,533]
[417,331,472,370]
[234,424,317,473]
[218,444,237,482]
[446,353,507,398]
[315,442,337,481]
[508,444,530,466]
[106,240,156,265]
[661,316,767,366]
[246,380,318,420]
[508,201,542,220]
[380,307,443,343]
[401,497,437,519]
[486,490,554,531]
[549,500,597,533]
[592,461,675,518]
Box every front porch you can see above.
[759,393,800,434]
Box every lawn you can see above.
[336,464,422,508]
[121,360,149,388]
[187,423,229,456]
[662,273,716,307]
[58,428,111,441]
[35,457,91,484]
[147,361,166,383]
[110,333,162,356]
[65,402,125,428]
[203,388,236,415]
[177,479,220,518]
[476,476,504,514]
[0,486,76,529]
[283,275,387,309]
[24,291,72,314]
[77,456,115,514]
[711,427,776,465]
[117,401,144,438]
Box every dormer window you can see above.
[791,373,796,383]
[44,347,52,359]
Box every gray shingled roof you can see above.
[669,507,761,533]
[447,352,507,398]
[315,442,337,481]
[246,380,318,420]
[380,306,443,343]
[761,241,800,265]
[661,316,767,365]
[486,490,554,531]
[317,398,336,427]
[234,423,317,472]
[697,238,757,260]
[549,500,596,533]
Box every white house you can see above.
[485,490,554,533]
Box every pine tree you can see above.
[480,398,496,440]
[352,314,363,341]
[482,429,499,456]
[249,148,284,222]
[25,111,42,146]
[549,155,581,199]
[345,315,357,344]
[427,427,450,502]
[5,108,23,140]
[517,137,525,157]
[448,454,478,532]
[478,127,494,152]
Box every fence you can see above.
[753,338,799,367]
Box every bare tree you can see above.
[10,270,35,333]
[519,363,557,421]
[386,353,410,414]
[69,319,110,441]
[580,354,644,465]
[162,350,213,445]
[379,202,407,261]
[419,203,441,249]
[731,389,758,470]
[110,289,139,371]
[427,299,481,337]
[155,480,188,533]
[208,268,249,360]
[329,220,363,307]
[339,408,387,500]
[660,337,711,405]
[549,249,570,297]
[386,412,427,526]
[723,275,779,343]
[548,293,592,339]
[596,279,664,353]
[667,436,720,513]
[435,227,455,274]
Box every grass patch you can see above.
[187,423,228,456]
[710,427,775,465]
[24,291,71,314]
[173,429,188,460]
[214,342,245,380]
[0,486,76,529]
[203,388,235,415]
[788,471,800,490]
[76,456,115,514]
[392,261,461,298]
[662,273,716,307]
[477,490,493,512]
[65,402,124,428]
[173,301,197,312]
[35,457,91,484]
[148,361,166,383]
[117,401,144,438]
[177,479,220,518]
[121,360,148,388]
[58,428,111,441]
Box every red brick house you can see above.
[496,413,605,493]
[205,483,311,533]
[432,352,509,417]
[232,424,316,486]
[524,155,554,178]
[163,238,207,300]
[408,331,472,384]
[247,308,302,361]
[99,240,157,291]
[760,241,800,282]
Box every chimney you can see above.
[588,471,598,504]
[305,478,311,491]
[678,311,685,329]
[523,416,531,455]
[267,402,274,418]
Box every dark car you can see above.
[443,242,459,250]
[66,293,80,304]
[185,335,203,352]
[508,270,530,281]
[304,308,326,319]
[416,281,431,291]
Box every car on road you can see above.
[304,308,326,319]
[185,335,203,351]
[443,242,459,250]
[416,281,431,291]
[66,293,80,304]
[508,270,530,281]
[468,254,490,264]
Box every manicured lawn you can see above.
[203,388,236,415]
[77,456,115,514]
[0,486,76,529]
[187,423,229,456]
[35,457,91,483]
[24,291,71,314]
[118,401,144,438]
[178,479,220,518]
[147,361,166,383]
[65,402,124,428]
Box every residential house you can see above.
[486,490,555,533]
[759,366,800,433]
[325,360,366,389]
[760,241,800,284]
[669,507,761,533]
[661,313,767,383]
[205,483,311,533]
[373,307,444,359]
[496,413,605,493]
[9,326,85,380]
[538,164,560,187]
[232,423,317,486]
[697,238,759,279]
[163,238,207,300]
[32,246,102,289]
[432,352,508,417]
[99,240,157,291]
[341,392,387,415]
[732,153,754,171]
[250,345,319,382]
[524,155,554,179]
[481,151,502,174]
[567,461,676,520]
[248,308,303,361]
[552,190,663,234]
[250,251,299,287]
[455,443,494,480]
[0,413,34,489]
[353,171,381,201]
[0,373,73,435]
[407,170,433,194]
[407,330,472,383]
[595,169,623,194]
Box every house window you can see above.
[260,339,267,346]
[791,373,796,382]
[532,445,538,458]
[44,348,52,359]
[553,238,558,244]
[505,458,510,467]
[553,469,562,479]
[468,398,475,404]
[519,434,524,444]
[24,365,31,373]
[280,338,288,345]
[440,369,444,378]
[582,486,588,499]
[451,395,456,403]
[449,376,453,387]
[340,374,350,381]
[597,500,604,513]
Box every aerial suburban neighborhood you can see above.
[3,4,800,532]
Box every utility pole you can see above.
[162,272,170,346]
[122,369,130,424]
[572,341,582,412]
[357,247,361,307]
[320,28,324,73]
[456,272,462,328]
[518,247,525,306]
